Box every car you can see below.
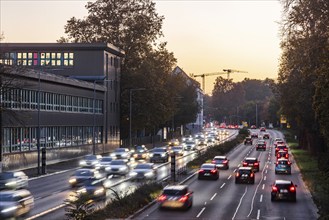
[171,146,184,156]
[235,167,255,184]
[132,145,149,160]
[275,158,292,174]
[75,178,106,200]
[98,156,113,171]
[275,144,288,154]
[276,150,289,160]
[251,132,258,138]
[256,140,266,151]
[79,154,102,169]
[182,135,193,142]
[250,125,257,129]
[0,171,29,191]
[157,185,193,210]
[168,139,180,146]
[274,139,285,147]
[0,189,34,219]
[224,130,229,135]
[206,137,216,146]
[129,163,157,181]
[263,132,270,139]
[212,156,229,170]
[104,159,130,177]
[111,148,131,160]
[149,147,169,163]
[184,140,197,151]
[198,163,219,180]
[242,157,260,172]
[260,127,266,132]
[271,180,297,202]
[69,169,103,188]
[244,137,253,145]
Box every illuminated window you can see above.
[63,52,74,66]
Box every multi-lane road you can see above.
[21,129,319,219]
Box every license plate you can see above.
[280,189,288,193]
[248,164,253,166]
[204,173,210,176]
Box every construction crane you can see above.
[191,69,248,92]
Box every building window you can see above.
[63,52,74,66]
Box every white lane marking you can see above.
[210,193,217,200]
[266,164,269,169]
[257,209,260,219]
[26,204,66,220]
[265,170,268,174]
[264,176,267,181]
[233,169,237,172]
[238,164,241,167]
[232,186,248,220]
[204,201,207,205]
[196,207,206,218]
[220,183,226,189]
[228,175,232,180]
[260,194,263,202]
[262,184,265,190]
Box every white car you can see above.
[79,154,102,169]
[110,148,131,160]
[99,156,113,170]
[105,159,130,177]
[129,163,157,180]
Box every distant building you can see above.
[0,43,124,170]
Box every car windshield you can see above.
[186,141,195,144]
[153,148,165,153]
[245,159,256,163]
[115,148,126,152]
[276,183,291,189]
[239,170,251,174]
[163,189,187,195]
[172,147,182,150]
[84,155,97,160]
[0,194,16,201]
[101,158,112,162]
[82,179,103,186]
[214,159,225,163]
[0,173,14,179]
[110,160,125,165]
[135,164,152,169]
[75,170,92,176]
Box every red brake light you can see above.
[158,195,167,202]
[285,154,288,158]
[254,162,259,166]
[275,147,279,151]
[243,162,248,166]
[212,160,216,164]
[290,186,296,192]
[250,173,254,177]
[236,172,240,177]
[223,160,228,164]
[276,161,279,165]
[284,148,288,151]
[210,169,217,174]
[199,169,205,173]
[178,195,189,202]
[272,186,278,192]
[288,161,291,165]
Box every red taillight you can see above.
[236,172,240,177]
[285,154,288,158]
[158,195,167,202]
[199,169,205,173]
[178,195,189,202]
[290,186,296,192]
[223,160,228,164]
[288,161,291,165]
[272,186,278,192]
[254,162,259,166]
[243,162,248,166]
[250,173,254,177]
[210,169,217,174]
[275,147,279,151]
[276,161,279,165]
[277,154,280,158]
[211,160,216,164]
[284,148,288,151]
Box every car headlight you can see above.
[149,153,154,157]
[122,153,127,157]
[1,206,18,213]
[92,161,98,165]
[5,181,17,186]
[79,161,86,166]
[133,154,138,158]
[94,188,105,195]
[161,153,166,157]
[77,188,87,194]
[110,153,115,157]
[129,172,137,177]
[119,167,126,171]
[145,171,153,177]
[69,178,77,184]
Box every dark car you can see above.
[132,145,149,160]
[256,140,266,151]
[0,171,28,191]
[76,178,106,200]
[69,169,103,188]
[251,132,258,138]
[263,133,270,139]
[260,127,266,132]
[235,167,255,184]
[0,189,34,219]
[275,144,288,154]
[276,150,289,160]
[198,163,219,180]
[149,148,169,163]
[271,180,297,202]
[158,185,193,210]
[275,158,292,174]
[244,137,253,145]
[242,157,260,172]
[212,156,229,170]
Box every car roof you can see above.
[277,158,289,161]
[164,185,188,191]
[238,167,252,170]
[214,156,227,159]
[275,180,293,184]
[245,157,257,160]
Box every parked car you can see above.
[79,154,102,169]
[157,185,193,210]
[69,169,103,188]
[244,137,253,145]
[242,157,260,172]
[235,167,255,184]
[149,148,169,163]
[98,156,113,171]
[271,180,297,202]
[198,163,219,180]
[0,189,34,219]
[275,158,292,174]
[111,148,131,160]
[75,178,106,200]
[256,140,266,151]
[212,156,229,170]
[0,171,28,190]
[104,159,130,177]
[129,163,157,181]
[132,145,149,160]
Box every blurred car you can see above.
[260,127,266,132]
[111,148,131,160]
[256,140,266,151]
[274,139,285,148]
[79,154,102,169]
[0,171,28,191]
[276,150,289,160]
[149,148,169,163]
[168,139,180,146]
[242,157,260,172]
[184,140,197,151]
[69,169,102,188]
[104,159,130,177]
[206,137,216,146]
[244,137,253,145]
[271,180,297,202]
[0,189,34,219]
[275,144,288,154]
[158,185,193,210]
[251,132,258,138]
[182,135,193,142]
[132,145,149,160]
[224,130,229,135]
[76,178,106,200]
[250,125,257,129]
[275,158,292,174]
[198,163,219,180]
[98,156,113,171]
[235,167,255,184]
[129,163,157,181]
[212,156,229,170]
[263,132,270,139]
[171,146,184,156]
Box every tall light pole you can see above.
[129,88,145,147]
[37,71,41,175]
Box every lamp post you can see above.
[129,88,145,147]
[37,71,41,175]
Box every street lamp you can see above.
[129,88,145,147]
